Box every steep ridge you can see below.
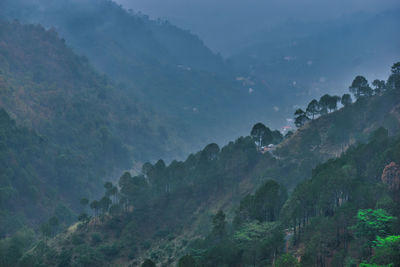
[0,20,201,237]
[276,89,400,163]
[0,108,76,236]
[21,66,400,266]
[0,0,258,151]
[0,20,189,165]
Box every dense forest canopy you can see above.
[0,0,398,266]
[2,62,397,266]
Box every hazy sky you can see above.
[114,0,400,53]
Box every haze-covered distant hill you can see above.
[0,20,190,163]
[0,20,201,236]
[0,0,262,153]
[229,10,400,123]
[2,0,397,144]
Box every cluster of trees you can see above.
[36,122,287,266]
[281,129,400,266]
[0,108,77,239]
[176,128,400,267]
[234,180,287,225]
[0,228,35,266]
[294,62,400,127]
[294,93,343,127]
[250,123,283,148]
[11,62,399,266]
[80,122,286,227]
[182,181,287,266]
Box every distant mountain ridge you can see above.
[0,0,262,154]
[229,10,400,124]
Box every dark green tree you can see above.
[178,255,196,267]
[318,94,331,114]
[90,200,100,216]
[387,62,400,91]
[352,209,395,245]
[372,79,386,95]
[200,143,220,161]
[327,95,341,112]
[294,109,310,128]
[349,76,373,99]
[275,253,300,267]
[392,62,400,74]
[99,196,112,213]
[341,93,352,107]
[253,180,287,222]
[251,123,269,147]
[369,235,400,266]
[141,259,156,267]
[212,210,227,240]
[271,130,283,144]
[306,99,320,119]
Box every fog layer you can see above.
[115,0,400,55]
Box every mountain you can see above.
[229,10,400,126]
[0,19,191,162]
[3,1,397,146]
[0,108,77,237]
[0,0,262,152]
[16,65,400,266]
[0,19,201,240]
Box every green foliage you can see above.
[74,244,104,267]
[90,233,103,246]
[250,123,283,147]
[141,259,156,267]
[350,76,373,99]
[294,109,310,128]
[212,210,227,240]
[234,180,287,225]
[10,63,400,266]
[178,255,196,267]
[319,94,341,113]
[306,99,320,119]
[387,62,400,91]
[369,235,400,266]
[98,243,120,260]
[275,253,300,267]
[353,209,395,242]
[341,93,353,107]
[0,228,35,266]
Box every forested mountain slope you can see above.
[20,65,400,266]
[276,89,400,166]
[0,109,76,237]
[190,128,400,267]
[0,20,196,239]
[0,0,258,151]
[0,20,188,166]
